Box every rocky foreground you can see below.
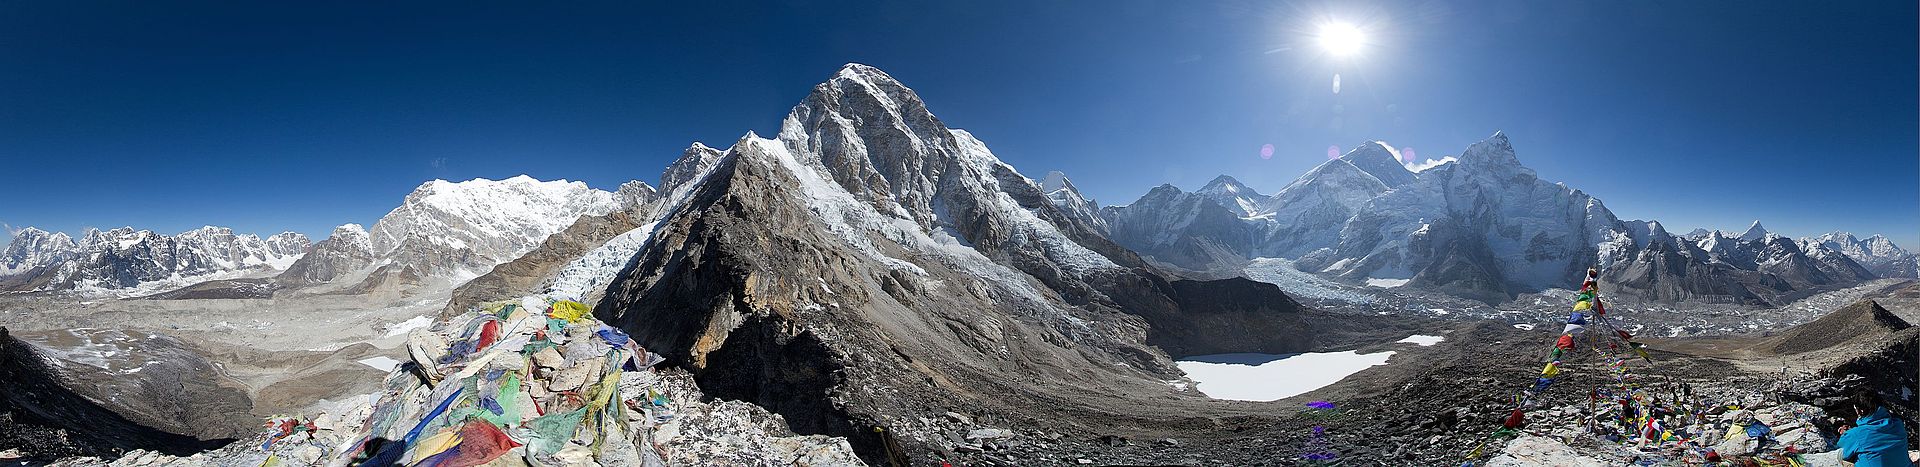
[35,296,864,467]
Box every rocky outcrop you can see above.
[0,328,238,462]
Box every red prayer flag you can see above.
[1503,409,1526,429]
[477,320,502,349]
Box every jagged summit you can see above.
[0,224,312,294]
[1199,175,1250,193]
[1338,141,1417,188]
[1197,175,1265,217]
[659,143,726,193]
[1738,220,1770,242]
[1457,131,1526,173]
[1101,130,1905,303]
[1040,170,1075,193]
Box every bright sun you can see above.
[1317,21,1365,57]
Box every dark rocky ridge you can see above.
[0,328,235,462]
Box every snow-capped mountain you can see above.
[1256,142,1411,258]
[280,175,619,291]
[1737,220,1771,242]
[0,226,310,294]
[1040,170,1108,233]
[1,228,77,276]
[1195,175,1265,217]
[658,142,725,193]
[1805,232,1920,278]
[1102,133,1891,305]
[276,223,375,286]
[1100,184,1258,271]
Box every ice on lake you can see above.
[1176,350,1396,402]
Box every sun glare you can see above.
[1317,21,1365,58]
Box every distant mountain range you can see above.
[3,120,1912,308]
[0,226,308,295]
[2,176,629,297]
[1092,135,1916,305]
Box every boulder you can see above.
[1485,435,1607,467]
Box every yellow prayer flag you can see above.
[550,300,592,323]
[1572,300,1593,311]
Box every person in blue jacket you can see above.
[1838,392,1913,467]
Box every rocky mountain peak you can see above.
[614,180,659,213]
[1739,220,1770,242]
[0,227,76,273]
[1197,175,1266,217]
[660,143,726,193]
[777,64,958,224]
[328,223,371,247]
[1040,170,1075,193]
[1458,131,1527,173]
[1039,170,1107,233]
[1338,141,1417,188]
[1863,234,1906,255]
[360,176,615,280]
[1199,175,1247,193]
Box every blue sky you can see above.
[3,1,1915,247]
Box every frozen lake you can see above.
[1176,350,1397,401]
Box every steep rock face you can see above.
[1,228,77,275]
[596,64,1383,464]
[1100,185,1255,272]
[366,175,616,279]
[1194,175,1264,217]
[1598,226,1789,304]
[614,180,661,215]
[0,328,241,461]
[1333,141,1417,189]
[1808,232,1919,278]
[1255,155,1396,258]
[1302,133,1616,299]
[0,226,309,294]
[1039,171,1108,233]
[659,142,726,193]
[276,224,375,286]
[275,175,620,295]
[1749,235,1873,288]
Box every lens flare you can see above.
[1327,145,1341,160]
[1332,74,1342,94]
[1401,147,1416,162]
[1260,144,1275,159]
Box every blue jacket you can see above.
[1839,406,1910,467]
